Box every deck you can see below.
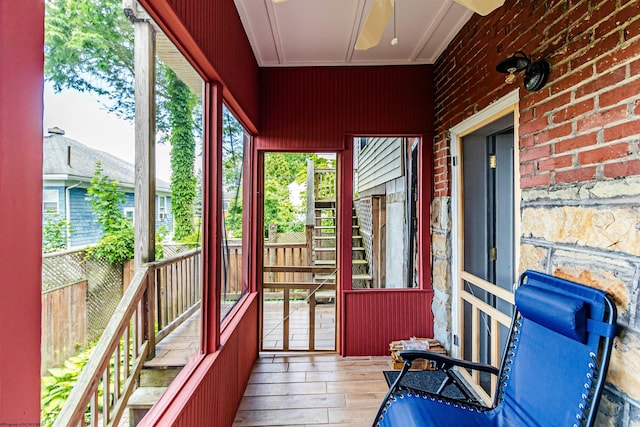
[233,354,389,426]
[134,300,392,426]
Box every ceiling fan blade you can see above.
[355,0,394,51]
[453,0,505,16]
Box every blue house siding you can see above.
[66,189,173,248]
[43,185,173,250]
[156,195,173,233]
[68,187,102,247]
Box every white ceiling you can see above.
[233,0,473,67]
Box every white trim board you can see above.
[448,88,520,360]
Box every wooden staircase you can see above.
[311,201,372,298]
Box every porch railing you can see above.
[53,268,153,427]
[152,247,202,342]
[54,248,202,427]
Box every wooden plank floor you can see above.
[262,301,336,351]
[233,353,391,427]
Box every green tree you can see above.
[222,106,245,238]
[45,0,137,122]
[86,163,134,263]
[167,68,197,240]
[45,0,200,242]
[43,214,72,253]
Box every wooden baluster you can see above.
[283,288,290,351]
[124,325,130,378]
[91,388,99,427]
[309,289,316,350]
[114,342,121,403]
[103,366,110,426]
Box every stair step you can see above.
[139,366,182,387]
[314,259,367,265]
[316,247,365,252]
[314,225,359,229]
[128,386,167,426]
[315,273,373,281]
[314,235,362,241]
[314,290,336,303]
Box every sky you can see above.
[43,82,173,181]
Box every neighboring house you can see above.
[353,137,419,289]
[43,128,172,248]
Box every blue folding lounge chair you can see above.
[373,270,618,427]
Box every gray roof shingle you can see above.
[43,133,170,192]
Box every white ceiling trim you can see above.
[235,0,475,68]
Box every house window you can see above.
[158,196,167,220]
[124,207,134,224]
[43,189,59,214]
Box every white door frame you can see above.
[449,89,521,362]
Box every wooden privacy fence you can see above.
[41,280,88,374]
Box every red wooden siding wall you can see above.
[0,0,44,422]
[343,290,434,355]
[258,66,436,355]
[257,66,434,151]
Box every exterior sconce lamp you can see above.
[496,51,550,92]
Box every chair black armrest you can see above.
[399,350,499,376]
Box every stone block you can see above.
[432,259,450,293]
[431,288,450,323]
[518,244,548,273]
[590,177,640,198]
[431,232,449,258]
[608,329,640,402]
[523,206,640,256]
[521,177,640,202]
[595,389,625,427]
[430,197,450,232]
[550,250,634,320]
[631,402,640,427]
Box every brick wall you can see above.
[431,0,640,424]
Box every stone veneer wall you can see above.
[430,0,640,424]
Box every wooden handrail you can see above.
[147,247,201,267]
[54,268,152,427]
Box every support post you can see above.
[305,160,315,268]
[133,19,156,270]
[133,16,157,357]
[306,160,315,227]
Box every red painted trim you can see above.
[338,145,353,355]
[0,0,44,423]
[418,133,434,294]
[201,81,223,353]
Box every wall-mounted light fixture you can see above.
[496,51,550,92]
